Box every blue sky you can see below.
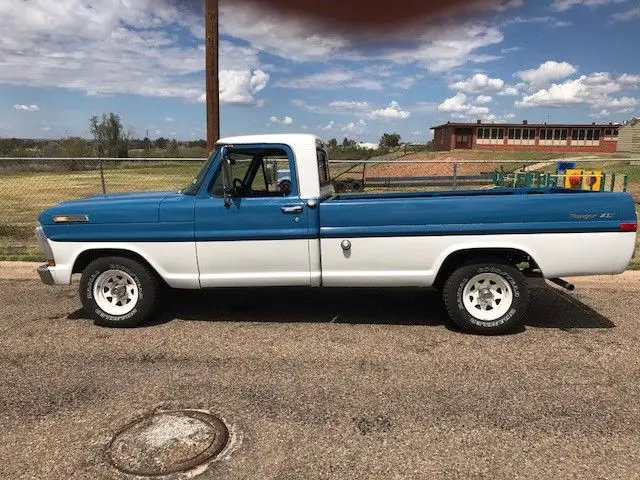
[0,0,639,143]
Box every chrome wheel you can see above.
[462,273,513,322]
[93,270,139,316]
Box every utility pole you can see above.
[205,0,220,152]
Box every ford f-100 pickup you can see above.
[36,134,637,334]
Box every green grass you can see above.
[0,162,201,260]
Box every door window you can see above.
[209,147,296,197]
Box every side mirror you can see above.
[220,147,234,208]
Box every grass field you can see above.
[1,156,638,269]
[0,162,201,260]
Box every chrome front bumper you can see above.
[37,265,55,285]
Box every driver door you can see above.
[195,145,311,287]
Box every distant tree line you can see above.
[0,112,208,161]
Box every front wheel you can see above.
[443,261,529,335]
[80,256,158,328]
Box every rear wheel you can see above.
[80,256,158,328]
[443,260,529,335]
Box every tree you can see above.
[89,113,129,157]
[155,137,168,150]
[342,137,356,148]
[379,133,401,149]
[327,138,338,149]
[167,139,180,158]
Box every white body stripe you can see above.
[45,232,635,288]
[45,240,200,289]
[197,239,312,287]
[320,232,636,287]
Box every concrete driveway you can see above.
[0,264,639,479]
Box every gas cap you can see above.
[341,240,351,251]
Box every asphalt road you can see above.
[0,266,639,479]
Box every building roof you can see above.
[430,122,622,130]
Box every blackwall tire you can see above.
[79,256,158,328]
[443,261,529,335]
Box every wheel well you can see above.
[434,248,539,288]
[72,249,161,280]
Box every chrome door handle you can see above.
[281,205,303,214]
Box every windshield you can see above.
[182,147,220,195]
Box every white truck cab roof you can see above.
[216,133,328,199]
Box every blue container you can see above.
[556,161,576,173]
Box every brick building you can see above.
[430,121,620,153]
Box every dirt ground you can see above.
[0,264,639,479]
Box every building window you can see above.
[605,129,612,137]
[579,129,586,140]
[594,129,600,141]
[508,128,514,140]
[561,129,568,140]
[491,128,497,139]
[613,129,619,136]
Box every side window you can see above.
[209,146,296,197]
[317,148,331,187]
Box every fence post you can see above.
[623,174,628,192]
[99,158,107,194]
[362,162,367,190]
[611,173,616,192]
[600,173,606,192]
[453,163,458,190]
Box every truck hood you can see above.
[39,191,178,225]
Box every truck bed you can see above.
[317,187,637,286]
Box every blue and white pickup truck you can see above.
[37,134,637,334]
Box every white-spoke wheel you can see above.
[462,272,513,322]
[93,269,139,316]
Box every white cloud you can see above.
[589,109,611,119]
[269,115,294,125]
[0,1,270,106]
[369,101,411,120]
[14,104,39,112]
[394,77,418,90]
[328,101,372,114]
[515,61,577,90]
[503,16,572,28]
[619,74,640,86]
[497,86,520,96]
[450,73,504,94]
[341,119,367,135]
[321,121,335,131]
[165,117,175,122]
[438,93,490,117]
[515,72,638,109]
[552,0,629,11]
[476,95,493,104]
[202,69,270,106]
[276,70,383,91]
[610,5,640,22]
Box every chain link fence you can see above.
[1,156,637,262]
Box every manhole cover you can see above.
[106,409,229,476]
